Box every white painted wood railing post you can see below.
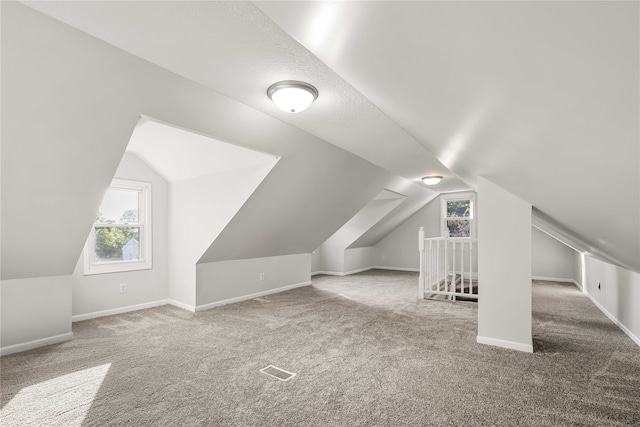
[418,227,425,299]
[444,239,448,294]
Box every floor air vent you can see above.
[260,365,296,381]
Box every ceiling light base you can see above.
[267,80,318,113]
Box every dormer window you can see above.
[84,179,152,275]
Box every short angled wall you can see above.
[71,300,171,322]
[196,254,311,307]
[1,275,73,355]
[582,255,640,347]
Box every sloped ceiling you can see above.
[257,1,640,273]
[18,1,640,273]
[126,116,279,183]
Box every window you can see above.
[441,193,475,238]
[84,179,152,275]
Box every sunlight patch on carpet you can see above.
[1,363,111,426]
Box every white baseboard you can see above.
[312,270,347,276]
[195,281,311,312]
[313,266,420,276]
[572,280,583,291]
[1,332,74,356]
[477,335,533,353]
[343,267,373,275]
[72,299,170,322]
[373,266,420,273]
[532,275,575,283]
[167,299,196,312]
[583,291,640,348]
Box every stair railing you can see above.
[418,227,477,301]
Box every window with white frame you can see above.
[441,193,475,238]
[84,179,152,275]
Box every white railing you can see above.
[418,227,478,301]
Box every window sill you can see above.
[84,260,152,276]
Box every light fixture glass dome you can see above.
[422,176,443,185]
[268,81,318,113]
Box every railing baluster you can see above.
[461,241,465,294]
[470,240,474,296]
[452,241,456,300]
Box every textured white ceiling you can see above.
[21,1,639,272]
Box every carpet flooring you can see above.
[1,270,639,426]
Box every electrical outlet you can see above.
[381,255,385,261]
[120,283,127,293]
[259,273,265,281]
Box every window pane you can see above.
[94,227,140,262]
[446,220,470,238]
[96,189,139,224]
[447,200,470,218]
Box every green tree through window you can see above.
[85,178,151,275]
[94,209,139,261]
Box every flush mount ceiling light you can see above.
[422,176,443,185]
[267,80,318,113]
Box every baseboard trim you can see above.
[313,266,420,276]
[1,332,74,356]
[583,291,640,348]
[532,275,575,283]
[572,280,583,291]
[167,299,196,312]
[311,270,345,276]
[373,266,420,273]
[343,267,373,275]
[477,335,533,353]
[195,281,312,312]
[72,299,170,322]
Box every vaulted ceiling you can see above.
[20,1,640,273]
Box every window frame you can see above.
[84,178,152,275]
[441,192,475,239]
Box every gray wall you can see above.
[373,195,442,271]
[582,256,640,346]
[196,254,311,308]
[1,276,72,353]
[531,227,578,281]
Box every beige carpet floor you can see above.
[1,270,639,426]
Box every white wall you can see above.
[311,251,322,274]
[531,227,578,282]
[195,254,311,309]
[71,153,169,319]
[168,161,277,308]
[344,247,374,273]
[317,197,404,274]
[477,177,533,353]
[582,255,640,346]
[1,276,73,354]
[574,251,584,289]
[373,196,439,270]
